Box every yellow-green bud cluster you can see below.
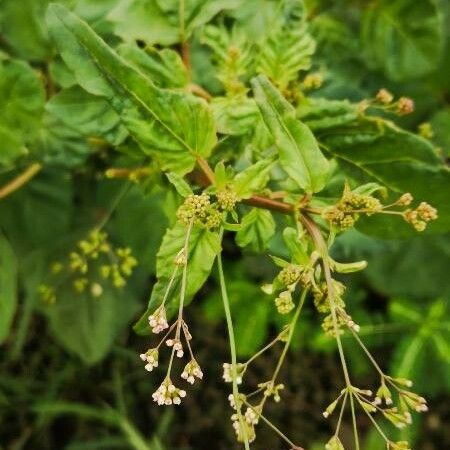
[323,189,382,230]
[302,72,323,90]
[100,247,138,288]
[274,290,294,314]
[38,284,56,305]
[278,264,302,286]
[177,193,222,229]
[403,202,437,231]
[313,280,346,313]
[376,88,394,104]
[39,231,137,304]
[418,122,433,139]
[217,188,238,211]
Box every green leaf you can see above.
[0,59,45,165]
[117,44,188,89]
[236,208,275,252]
[46,285,139,365]
[251,75,330,193]
[211,96,260,135]
[0,0,52,60]
[201,277,270,357]
[46,86,127,146]
[0,234,18,344]
[321,118,450,235]
[46,3,217,175]
[282,227,309,265]
[109,0,243,45]
[134,223,222,334]
[166,173,194,198]
[361,0,444,81]
[257,0,315,90]
[0,169,73,254]
[297,98,359,132]
[232,158,274,200]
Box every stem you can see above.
[354,395,389,443]
[217,251,250,450]
[243,401,304,450]
[350,328,385,378]
[271,289,309,383]
[168,220,193,376]
[349,394,360,450]
[0,163,42,200]
[301,213,360,449]
[335,392,348,436]
[244,330,284,367]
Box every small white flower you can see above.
[181,359,203,384]
[222,363,245,384]
[152,378,187,406]
[148,305,169,334]
[139,348,159,372]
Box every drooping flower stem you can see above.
[217,251,250,450]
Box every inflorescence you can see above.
[38,230,137,304]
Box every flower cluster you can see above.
[38,230,137,304]
[176,193,223,229]
[140,348,159,372]
[322,185,383,230]
[403,201,438,231]
[152,378,186,405]
[373,88,414,115]
[217,188,238,211]
[322,185,438,233]
[263,261,315,315]
[181,359,203,384]
[222,362,245,384]
[148,305,169,333]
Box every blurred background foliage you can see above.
[0,0,449,449]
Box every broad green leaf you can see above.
[430,108,450,157]
[334,232,450,300]
[46,285,139,365]
[252,76,329,192]
[0,59,45,165]
[0,0,52,60]
[38,112,93,168]
[361,0,444,81]
[117,44,188,89]
[257,0,315,90]
[236,208,275,251]
[46,3,217,176]
[297,98,359,132]
[282,227,309,265]
[0,169,73,254]
[389,298,450,394]
[0,234,18,344]
[109,0,243,45]
[134,223,222,334]
[166,173,194,198]
[211,96,259,135]
[46,86,127,146]
[252,75,330,193]
[320,119,450,235]
[232,158,274,200]
[201,277,270,357]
